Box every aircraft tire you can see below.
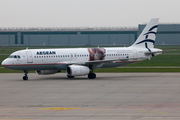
[88,73,96,79]
[23,76,28,80]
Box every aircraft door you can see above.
[26,51,33,63]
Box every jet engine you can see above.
[67,65,90,76]
[36,70,60,75]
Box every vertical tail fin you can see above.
[130,18,159,48]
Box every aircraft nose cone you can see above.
[1,59,8,67]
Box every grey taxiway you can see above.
[0,73,180,120]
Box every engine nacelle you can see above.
[67,65,90,76]
[36,70,60,75]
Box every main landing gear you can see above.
[88,73,96,79]
[23,71,28,80]
[88,68,96,79]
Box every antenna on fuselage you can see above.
[26,47,28,50]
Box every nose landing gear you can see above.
[23,71,28,80]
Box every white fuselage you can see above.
[1,47,161,71]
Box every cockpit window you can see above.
[8,56,14,58]
[8,55,21,59]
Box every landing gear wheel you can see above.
[23,70,29,81]
[88,73,96,79]
[67,75,75,78]
[23,76,28,80]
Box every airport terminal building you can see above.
[0,24,180,46]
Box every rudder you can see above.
[130,18,159,48]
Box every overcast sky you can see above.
[0,0,179,28]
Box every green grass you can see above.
[0,47,24,54]
[127,55,180,66]
[156,45,180,53]
[0,55,8,67]
[0,69,28,73]
[95,68,180,72]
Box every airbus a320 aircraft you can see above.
[1,18,162,80]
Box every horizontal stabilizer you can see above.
[145,49,162,55]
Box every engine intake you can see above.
[67,65,90,76]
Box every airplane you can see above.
[1,18,162,80]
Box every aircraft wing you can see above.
[57,58,130,68]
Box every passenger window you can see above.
[18,55,20,58]
[14,55,17,58]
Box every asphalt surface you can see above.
[0,73,180,120]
